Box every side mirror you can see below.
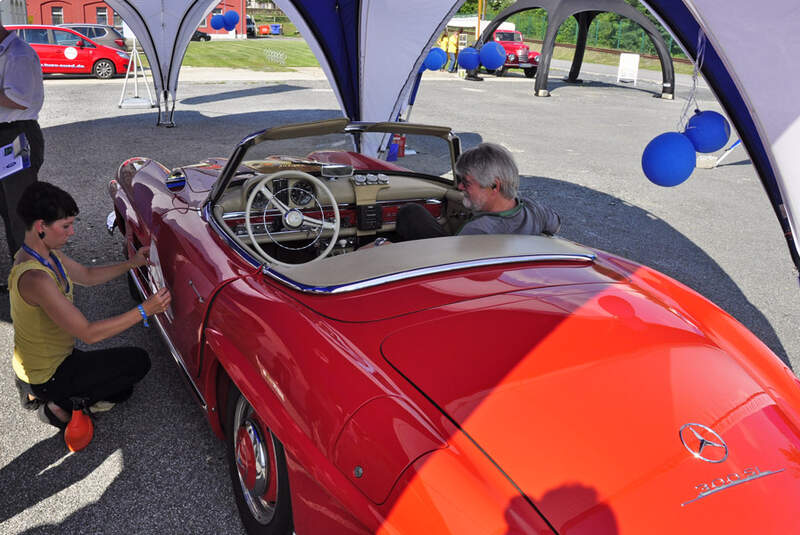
[77,39,85,48]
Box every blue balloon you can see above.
[479,41,506,70]
[210,14,225,30]
[458,47,480,70]
[424,47,447,71]
[224,10,240,26]
[223,20,237,31]
[684,110,730,153]
[641,132,696,187]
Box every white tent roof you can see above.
[97,0,800,272]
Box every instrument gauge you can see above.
[290,181,315,206]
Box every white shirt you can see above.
[0,31,44,123]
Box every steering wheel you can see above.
[244,170,340,267]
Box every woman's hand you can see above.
[142,287,171,316]
[131,246,151,268]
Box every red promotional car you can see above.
[107,119,800,534]
[7,24,129,79]
[490,29,540,78]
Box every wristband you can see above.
[137,304,149,327]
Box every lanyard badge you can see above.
[21,244,70,294]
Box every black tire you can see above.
[524,67,537,78]
[93,59,115,80]
[226,384,293,535]
[201,35,211,42]
[495,66,506,77]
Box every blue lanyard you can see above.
[21,244,70,294]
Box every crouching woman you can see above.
[9,182,171,429]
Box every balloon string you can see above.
[678,29,706,131]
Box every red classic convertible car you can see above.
[107,119,800,534]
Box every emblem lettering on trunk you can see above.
[682,466,785,506]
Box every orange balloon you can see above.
[65,408,94,452]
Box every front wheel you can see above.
[93,59,115,80]
[226,384,293,535]
[495,66,507,77]
[524,67,537,78]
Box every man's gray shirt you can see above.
[458,197,561,236]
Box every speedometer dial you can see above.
[290,181,315,206]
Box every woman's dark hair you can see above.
[17,182,79,228]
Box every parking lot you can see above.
[1,61,798,533]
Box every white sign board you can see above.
[0,135,29,180]
[617,53,640,86]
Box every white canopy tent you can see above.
[101,0,800,275]
[103,0,463,127]
[105,0,220,126]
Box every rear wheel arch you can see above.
[225,381,294,535]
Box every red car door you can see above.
[16,28,53,73]
[50,29,93,74]
[144,185,253,378]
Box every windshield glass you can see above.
[239,129,455,180]
[495,31,522,42]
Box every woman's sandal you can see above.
[37,402,69,431]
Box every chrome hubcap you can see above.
[233,396,278,524]
[97,62,112,77]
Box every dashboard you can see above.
[218,170,450,259]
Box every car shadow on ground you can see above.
[0,280,242,533]
[544,77,665,97]
[0,336,243,533]
[180,84,308,105]
[525,174,789,365]
[465,72,669,98]
[43,74,125,81]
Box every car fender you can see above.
[200,303,392,533]
[607,253,800,419]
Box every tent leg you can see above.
[157,91,176,127]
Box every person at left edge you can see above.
[0,20,45,260]
[10,182,172,430]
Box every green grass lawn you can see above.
[177,37,690,76]
[536,43,694,75]
[181,38,319,71]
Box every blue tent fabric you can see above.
[289,0,361,119]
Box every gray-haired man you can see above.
[395,142,561,240]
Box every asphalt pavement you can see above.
[0,60,795,534]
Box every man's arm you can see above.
[1,50,40,111]
[530,199,561,235]
[0,90,26,110]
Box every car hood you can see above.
[380,282,800,532]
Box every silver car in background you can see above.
[58,23,130,51]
